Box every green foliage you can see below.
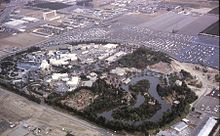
[66,131,74,136]
[45,92,62,104]
[0,82,41,104]
[112,101,160,121]
[168,73,180,85]
[180,69,193,80]
[156,84,170,97]
[118,48,171,69]
[112,79,160,121]
[84,79,126,112]
[129,80,150,93]
[156,80,198,127]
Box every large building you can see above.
[197,117,217,136]
[43,10,60,21]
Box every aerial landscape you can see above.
[0,0,219,136]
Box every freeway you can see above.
[0,0,36,24]
[0,6,16,24]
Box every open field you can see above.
[16,8,65,23]
[16,8,46,19]
[0,32,46,57]
[92,0,114,7]
[0,87,118,136]
[170,60,219,98]
[178,14,219,35]
[0,33,45,46]
[139,12,199,33]
[149,62,172,74]
[163,0,219,8]
[117,11,167,25]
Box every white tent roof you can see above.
[40,60,50,70]
[52,73,68,80]
[197,117,217,136]
[67,77,80,86]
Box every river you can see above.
[99,71,171,123]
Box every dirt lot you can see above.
[0,32,46,57]
[61,89,95,111]
[170,60,219,98]
[164,0,218,8]
[149,59,219,98]
[149,61,172,74]
[0,88,113,136]
[0,32,45,48]
[15,8,65,26]
[16,8,46,19]
[117,11,167,26]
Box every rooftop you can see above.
[197,117,217,136]
[171,121,188,132]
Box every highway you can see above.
[0,6,16,24]
[0,0,38,23]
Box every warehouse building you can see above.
[197,117,217,136]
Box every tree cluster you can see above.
[117,48,171,69]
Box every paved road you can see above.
[0,0,33,24]
[0,6,16,24]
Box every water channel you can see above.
[99,71,171,124]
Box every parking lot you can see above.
[30,21,219,69]
[206,88,220,99]
[194,95,219,118]
[107,23,219,68]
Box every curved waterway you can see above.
[99,71,171,123]
[17,62,39,70]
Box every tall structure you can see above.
[43,10,60,21]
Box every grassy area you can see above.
[201,20,219,36]
[118,48,171,69]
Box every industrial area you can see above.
[0,0,219,136]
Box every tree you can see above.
[66,131,74,136]
[215,74,220,82]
